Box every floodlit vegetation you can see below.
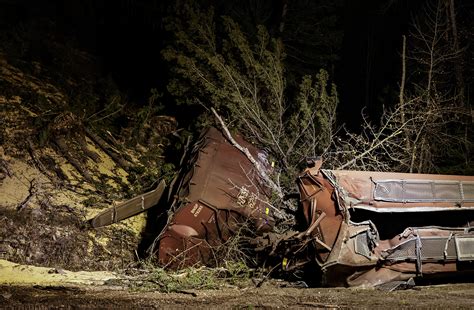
[129,261,254,292]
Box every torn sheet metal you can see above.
[155,131,473,286]
[284,162,474,287]
[89,180,167,228]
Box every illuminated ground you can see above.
[1,282,474,309]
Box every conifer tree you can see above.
[162,3,338,189]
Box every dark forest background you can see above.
[1,0,473,177]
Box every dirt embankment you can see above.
[0,36,175,274]
[0,94,147,272]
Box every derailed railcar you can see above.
[156,127,276,268]
[276,162,474,287]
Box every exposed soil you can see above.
[0,47,174,272]
[1,283,474,309]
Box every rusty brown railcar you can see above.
[283,163,474,287]
[156,127,276,268]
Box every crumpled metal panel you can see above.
[157,127,275,268]
[90,180,167,228]
[298,166,474,287]
[329,170,474,212]
[295,168,345,264]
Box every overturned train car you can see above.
[90,127,474,287]
[155,127,276,268]
[268,164,474,287]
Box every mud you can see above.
[1,283,474,309]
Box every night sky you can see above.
[0,0,471,129]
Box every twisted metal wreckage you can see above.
[90,127,474,288]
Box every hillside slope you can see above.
[0,36,176,272]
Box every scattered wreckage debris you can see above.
[89,126,474,288]
[89,180,167,228]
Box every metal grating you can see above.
[455,236,474,261]
[420,238,456,260]
[383,237,457,262]
[384,238,417,261]
[464,183,474,201]
[354,232,371,258]
[374,180,474,203]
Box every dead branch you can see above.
[399,35,410,150]
[0,158,12,178]
[211,108,284,201]
[17,179,37,211]
[336,125,404,170]
[77,134,101,164]
[84,127,131,169]
[54,137,93,183]
[26,139,55,181]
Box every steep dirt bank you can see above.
[0,37,176,272]
[0,93,146,271]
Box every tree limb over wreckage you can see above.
[211,108,284,203]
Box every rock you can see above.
[48,268,66,275]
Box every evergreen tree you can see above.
[162,2,338,189]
